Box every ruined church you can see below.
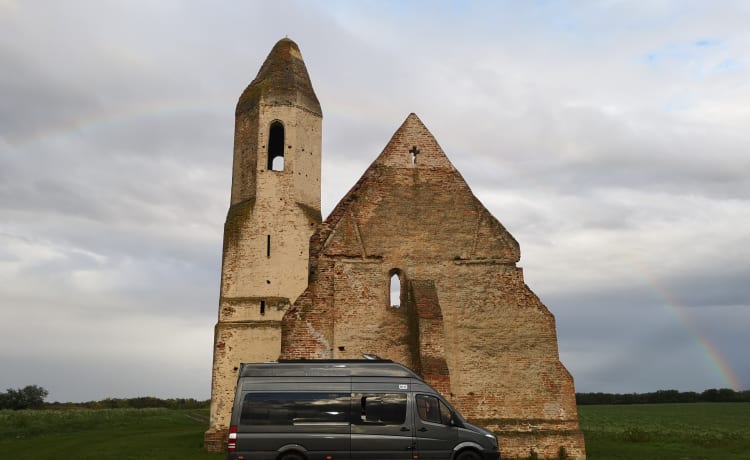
[205,38,585,459]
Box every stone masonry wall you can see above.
[206,95,321,451]
[280,114,585,459]
[210,38,585,459]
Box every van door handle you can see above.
[418,427,428,432]
[400,426,410,432]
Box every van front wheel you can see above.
[456,449,481,460]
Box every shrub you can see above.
[0,385,48,410]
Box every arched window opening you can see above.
[267,121,285,171]
[389,272,401,308]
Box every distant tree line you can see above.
[0,385,49,410]
[45,396,210,410]
[1,385,209,410]
[576,388,750,405]
[6,384,748,410]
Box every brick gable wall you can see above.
[280,114,585,459]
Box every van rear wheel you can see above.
[279,452,305,460]
[456,449,481,460]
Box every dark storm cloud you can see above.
[446,101,750,202]
[1,1,748,401]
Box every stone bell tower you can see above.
[204,38,322,451]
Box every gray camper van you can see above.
[227,360,500,460]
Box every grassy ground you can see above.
[0,408,224,459]
[0,403,748,459]
[578,402,750,459]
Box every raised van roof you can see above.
[238,360,422,379]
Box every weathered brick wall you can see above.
[210,38,585,458]
[207,319,283,451]
[280,113,585,459]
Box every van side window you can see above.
[416,394,451,425]
[353,393,407,425]
[240,392,350,426]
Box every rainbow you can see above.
[9,98,227,146]
[649,280,743,391]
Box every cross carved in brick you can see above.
[409,146,420,165]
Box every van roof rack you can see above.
[239,360,420,378]
[278,359,394,363]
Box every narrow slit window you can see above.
[266,235,271,257]
[389,273,401,308]
[260,300,266,316]
[268,122,285,171]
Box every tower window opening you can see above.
[260,300,266,316]
[268,121,285,171]
[267,235,271,257]
[389,272,401,308]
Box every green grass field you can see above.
[0,403,748,459]
[0,408,224,459]
[578,403,750,459]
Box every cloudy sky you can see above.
[1,0,748,402]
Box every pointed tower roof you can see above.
[236,38,322,116]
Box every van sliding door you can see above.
[350,392,413,460]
